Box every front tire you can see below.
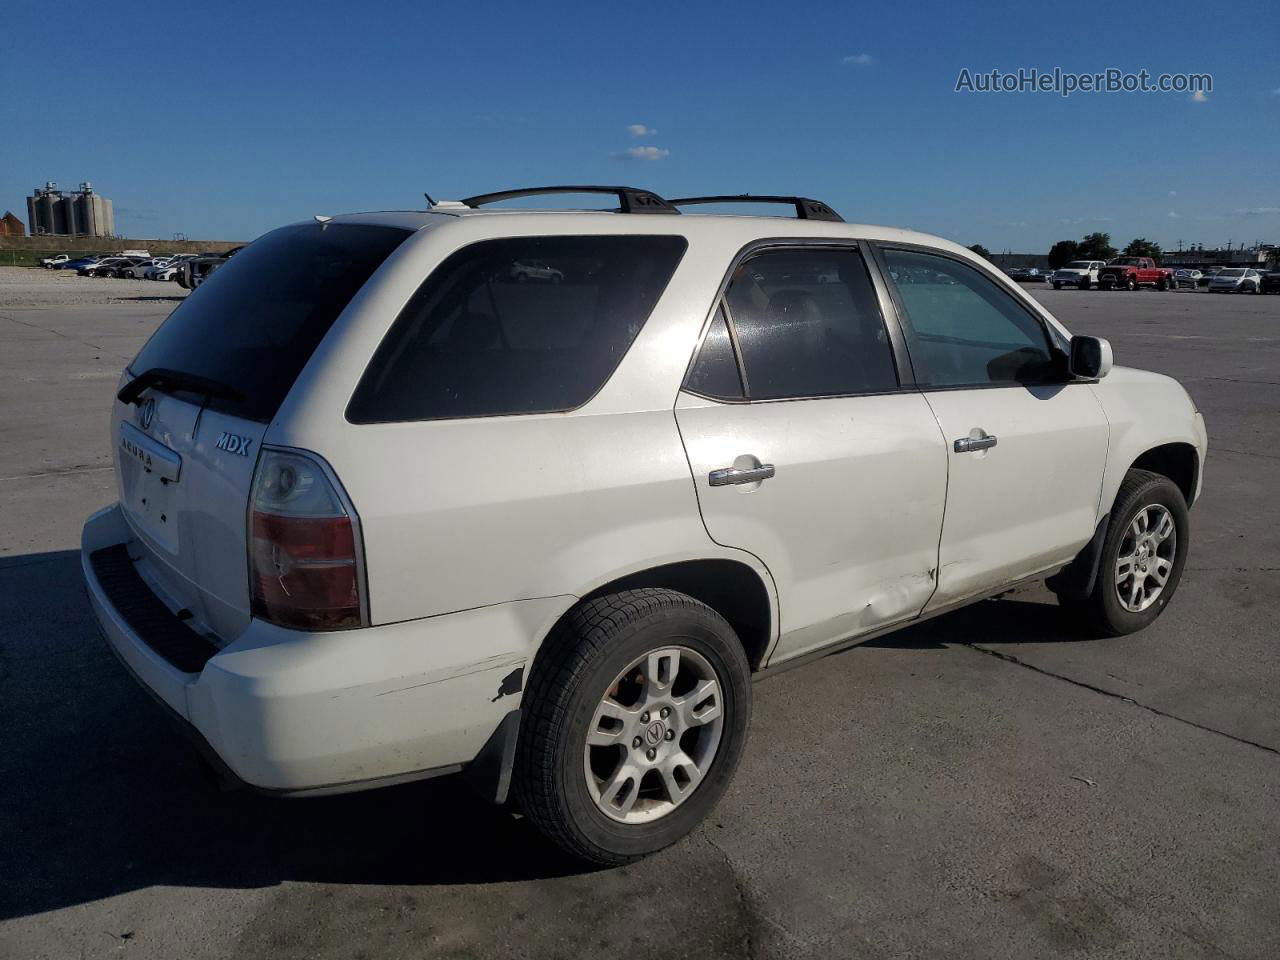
[1062,469,1189,636]
[1126,275,1138,291]
[515,588,752,865]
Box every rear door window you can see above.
[129,222,411,422]
[347,235,687,422]
[715,247,899,400]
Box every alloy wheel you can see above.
[1115,504,1176,613]
[583,646,724,824]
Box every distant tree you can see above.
[1048,240,1081,269]
[1123,237,1163,262]
[1078,232,1117,261]
[967,243,992,260]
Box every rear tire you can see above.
[1157,277,1169,291]
[1079,278,1090,290]
[515,588,752,865]
[1060,469,1189,637]
[1053,282,1062,290]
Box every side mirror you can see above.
[1070,335,1112,379]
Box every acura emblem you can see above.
[138,397,156,430]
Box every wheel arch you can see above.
[538,558,778,673]
[1131,442,1199,507]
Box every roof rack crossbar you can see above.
[667,195,844,223]
[459,185,678,215]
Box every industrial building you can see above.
[0,211,25,236]
[25,182,115,237]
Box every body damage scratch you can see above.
[373,654,527,698]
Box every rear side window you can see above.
[348,235,687,422]
[129,223,410,422]
[717,247,898,400]
[685,307,744,400]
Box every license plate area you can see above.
[119,421,182,553]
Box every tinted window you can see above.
[348,235,687,422]
[129,223,410,422]
[723,248,897,400]
[883,249,1055,387]
[685,306,744,400]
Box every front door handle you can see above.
[954,435,998,453]
[708,463,776,486]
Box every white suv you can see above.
[83,186,1207,864]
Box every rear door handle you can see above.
[953,435,998,453]
[708,464,775,486]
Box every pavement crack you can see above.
[0,463,112,482]
[1209,446,1280,462]
[961,642,1280,757]
[701,832,759,960]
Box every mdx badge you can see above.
[215,432,253,456]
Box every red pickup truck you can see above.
[1097,257,1175,291]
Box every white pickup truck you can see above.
[1051,260,1106,290]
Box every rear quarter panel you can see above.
[265,216,780,632]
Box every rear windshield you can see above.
[128,222,411,422]
[347,235,687,423]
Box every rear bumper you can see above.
[83,503,566,794]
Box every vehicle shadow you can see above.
[0,551,590,923]
[0,552,1100,922]
[110,295,186,303]
[854,591,1098,650]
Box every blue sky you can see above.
[2,0,1276,252]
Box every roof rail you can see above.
[460,185,679,215]
[668,195,844,223]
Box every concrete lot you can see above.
[1,267,1278,959]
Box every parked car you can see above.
[1207,268,1261,293]
[57,256,100,271]
[147,256,192,281]
[1259,271,1280,294]
[119,258,169,279]
[40,253,71,269]
[510,260,564,282]
[1172,269,1202,290]
[1197,267,1224,288]
[84,185,1207,866]
[1051,260,1105,290]
[1097,257,1175,291]
[79,257,132,277]
[101,256,151,278]
[1006,266,1045,282]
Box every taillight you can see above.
[249,449,364,630]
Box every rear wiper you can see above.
[117,367,244,406]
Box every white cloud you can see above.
[1059,216,1114,225]
[1167,211,1180,218]
[627,124,656,137]
[1190,90,1208,103]
[842,53,873,65]
[1239,207,1280,217]
[1169,190,1177,197]
[619,145,670,161]
[1272,87,1280,96]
